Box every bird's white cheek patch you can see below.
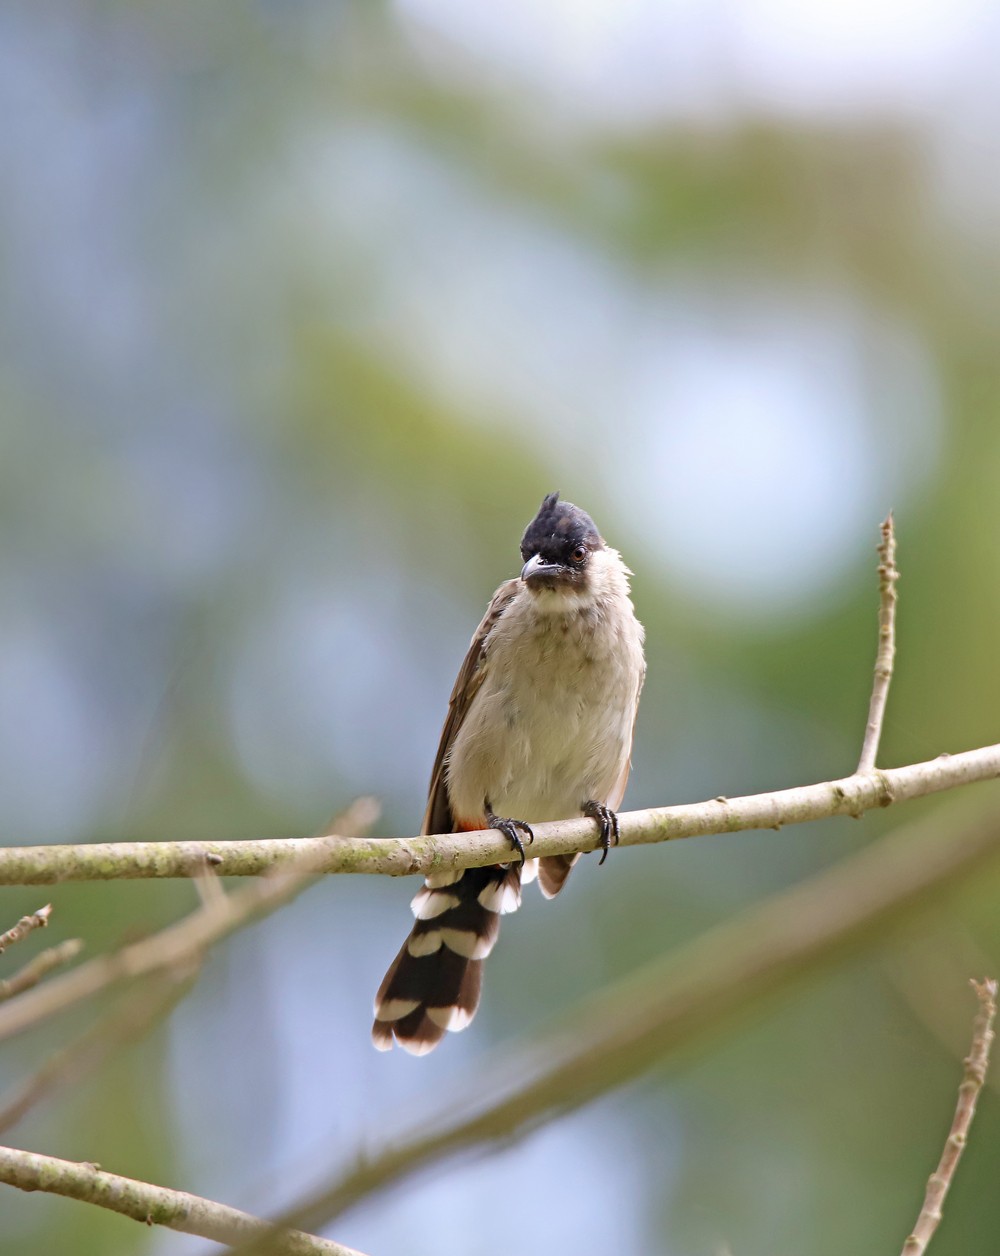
[407,931,443,957]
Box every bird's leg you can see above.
[583,800,620,865]
[485,802,534,864]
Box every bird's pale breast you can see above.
[445,584,644,824]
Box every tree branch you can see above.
[0,940,84,1004]
[0,745,998,887]
[0,800,381,1043]
[901,977,998,1255]
[0,905,52,952]
[857,512,899,773]
[0,1143,366,1256]
[231,798,1000,1247]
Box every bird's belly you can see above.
[445,631,638,825]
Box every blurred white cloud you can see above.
[398,0,997,122]
[305,128,940,617]
[612,286,940,612]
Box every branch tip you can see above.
[899,975,997,1256]
[0,905,54,954]
[857,513,900,774]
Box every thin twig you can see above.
[0,798,380,1043]
[231,803,1000,1247]
[0,745,998,887]
[192,852,227,910]
[0,940,84,1003]
[0,961,200,1134]
[0,1143,366,1256]
[0,904,52,952]
[901,978,998,1256]
[858,513,899,773]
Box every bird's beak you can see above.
[521,553,560,584]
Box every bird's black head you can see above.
[519,492,604,591]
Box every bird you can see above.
[372,492,646,1054]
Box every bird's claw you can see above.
[584,800,620,865]
[486,807,534,863]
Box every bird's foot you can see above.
[486,805,534,863]
[583,800,620,865]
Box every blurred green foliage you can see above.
[2,2,1000,1254]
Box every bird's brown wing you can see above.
[421,578,522,837]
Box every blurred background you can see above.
[2,1,1000,1253]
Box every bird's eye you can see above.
[570,544,588,564]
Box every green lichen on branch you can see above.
[0,744,997,887]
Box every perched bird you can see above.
[372,492,646,1054]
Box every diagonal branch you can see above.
[901,977,998,1255]
[0,798,380,1043]
[858,513,899,773]
[0,867,310,1043]
[0,744,999,888]
[231,799,1000,1247]
[0,1143,366,1256]
[0,905,52,952]
[0,940,84,1004]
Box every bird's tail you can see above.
[372,863,523,1055]
[536,852,580,897]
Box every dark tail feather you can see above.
[372,863,522,1055]
[537,852,580,898]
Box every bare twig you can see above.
[0,891,259,1043]
[0,904,52,952]
[0,798,381,1043]
[0,940,84,1003]
[858,513,899,773]
[192,852,227,910]
[0,1143,366,1256]
[901,978,998,1256]
[0,746,998,887]
[0,961,200,1134]
[233,802,1000,1246]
